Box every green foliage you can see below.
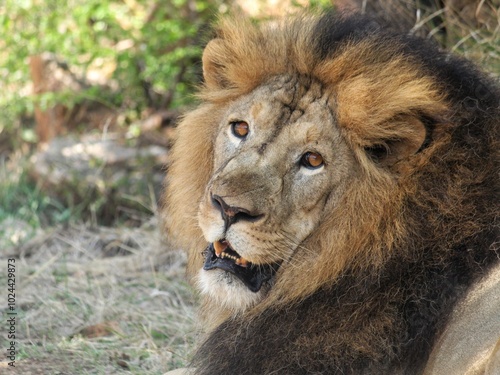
[293,0,331,9]
[0,0,222,136]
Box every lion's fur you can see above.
[423,262,500,375]
[163,12,499,375]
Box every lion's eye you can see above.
[300,152,324,169]
[231,121,249,139]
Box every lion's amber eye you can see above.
[300,152,324,169]
[231,121,249,139]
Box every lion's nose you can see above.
[211,194,263,228]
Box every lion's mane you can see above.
[163,12,499,375]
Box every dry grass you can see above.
[439,7,499,76]
[337,0,500,76]
[1,218,198,374]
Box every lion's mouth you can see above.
[203,239,279,293]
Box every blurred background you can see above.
[0,0,498,373]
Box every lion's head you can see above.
[163,13,499,337]
[196,73,363,311]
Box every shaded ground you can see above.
[1,218,198,374]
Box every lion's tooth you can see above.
[236,257,249,267]
[214,240,227,257]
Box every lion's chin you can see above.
[196,269,265,313]
[202,241,280,293]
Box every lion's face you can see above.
[196,75,358,311]
[166,16,451,320]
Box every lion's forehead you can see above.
[249,75,329,119]
[226,75,336,151]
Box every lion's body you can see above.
[424,262,500,375]
[163,12,499,375]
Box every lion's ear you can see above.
[202,39,228,90]
[363,115,428,167]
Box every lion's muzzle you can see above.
[203,240,279,293]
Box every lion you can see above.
[162,12,500,375]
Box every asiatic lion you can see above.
[163,12,500,375]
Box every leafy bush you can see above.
[0,0,222,137]
[0,0,226,234]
